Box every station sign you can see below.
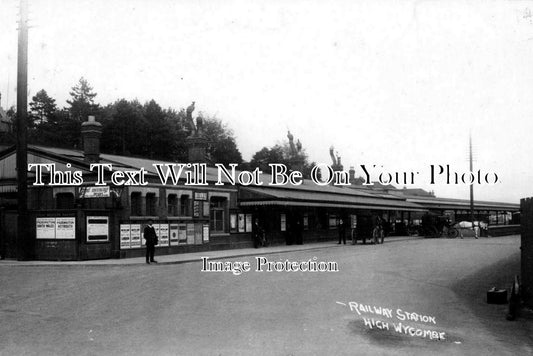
[79,186,110,198]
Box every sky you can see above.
[1,0,533,203]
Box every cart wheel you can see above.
[447,228,459,239]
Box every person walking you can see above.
[372,215,383,244]
[144,220,158,264]
[338,217,346,244]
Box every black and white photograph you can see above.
[0,0,532,355]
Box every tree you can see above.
[0,106,16,145]
[249,145,286,172]
[141,100,176,159]
[248,133,318,179]
[29,89,57,125]
[200,116,243,165]
[100,99,145,156]
[66,77,99,122]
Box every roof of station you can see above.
[0,145,520,212]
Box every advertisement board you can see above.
[87,216,109,242]
[36,217,56,239]
[194,223,203,244]
[130,224,141,248]
[178,224,187,244]
[169,223,179,246]
[186,223,195,244]
[202,224,209,242]
[158,223,169,247]
[120,224,131,249]
[55,217,75,239]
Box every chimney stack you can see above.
[349,166,356,185]
[81,115,102,163]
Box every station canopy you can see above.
[238,184,428,212]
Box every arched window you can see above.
[56,193,74,209]
[180,195,190,216]
[131,192,142,216]
[146,193,157,216]
[168,194,178,216]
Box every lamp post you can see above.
[469,134,475,236]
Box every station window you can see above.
[146,193,157,216]
[168,194,178,216]
[131,192,142,216]
[56,193,74,209]
[210,197,227,233]
[180,195,190,216]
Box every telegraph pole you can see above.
[16,0,29,259]
[469,134,475,230]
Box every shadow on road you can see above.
[450,251,533,349]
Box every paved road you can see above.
[1,236,531,355]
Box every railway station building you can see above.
[0,118,520,260]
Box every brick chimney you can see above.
[349,166,356,185]
[81,116,102,163]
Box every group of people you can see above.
[143,215,388,263]
[338,216,385,245]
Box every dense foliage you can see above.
[1,78,243,164]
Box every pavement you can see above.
[0,235,420,266]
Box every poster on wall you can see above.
[158,223,169,247]
[350,215,357,229]
[186,223,195,244]
[245,214,252,233]
[238,214,245,233]
[328,215,337,229]
[130,224,141,248]
[230,214,237,232]
[120,224,131,249]
[36,217,56,239]
[194,223,203,245]
[169,223,179,246]
[141,223,147,246]
[203,202,210,217]
[55,217,76,240]
[193,201,200,217]
[202,224,209,242]
[178,224,187,244]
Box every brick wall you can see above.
[521,197,533,307]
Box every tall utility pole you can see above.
[16,0,29,260]
[469,134,474,229]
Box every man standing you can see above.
[144,220,158,264]
[253,218,262,248]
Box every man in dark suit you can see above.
[144,220,158,264]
